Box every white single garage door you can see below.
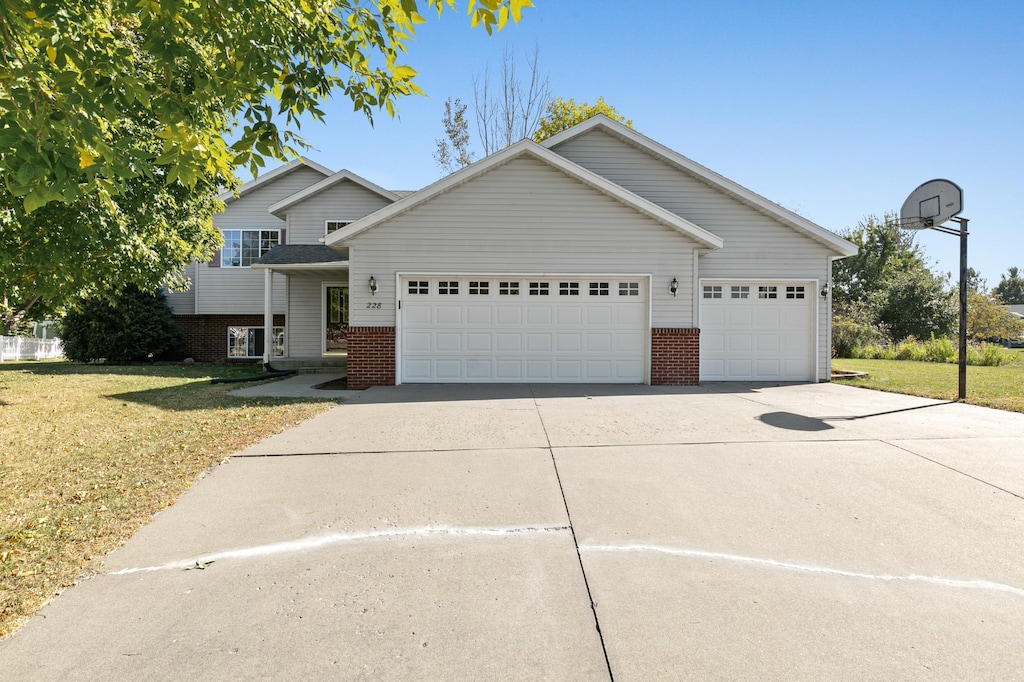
[400,275,648,383]
[700,281,814,381]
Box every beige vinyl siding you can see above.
[198,165,326,314]
[552,130,834,380]
[285,180,394,244]
[164,262,196,314]
[342,156,698,328]
[286,277,328,357]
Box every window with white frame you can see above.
[589,282,609,296]
[758,285,778,299]
[499,281,520,296]
[438,280,459,295]
[703,285,722,299]
[529,282,550,296]
[221,229,280,267]
[227,326,284,358]
[325,220,352,235]
[469,281,490,295]
[408,280,428,295]
[559,282,580,296]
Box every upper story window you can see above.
[325,220,352,235]
[221,229,280,267]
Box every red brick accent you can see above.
[650,328,700,385]
[173,314,285,363]
[347,326,396,389]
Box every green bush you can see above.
[845,337,1017,367]
[61,286,184,363]
[832,311,889,358]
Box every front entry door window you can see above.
[325,286,348,353]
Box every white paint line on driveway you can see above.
[582,544,1024,598]
[109,525,571,575]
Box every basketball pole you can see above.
[954,216,969,401]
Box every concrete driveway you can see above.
[3,382,1024,680]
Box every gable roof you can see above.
[268,169,401,217]
[217,157,334,204]
[541,116,857,257]
[324,139,724,251]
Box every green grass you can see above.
[0,361,337,637]
[833,350,1024,413]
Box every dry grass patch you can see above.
[0,361,337,637]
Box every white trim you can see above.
[541,115,857,257]
[220,228,281,268]
[217,157,333,204]
[395,272,653,385]
[269,169,400,217]
[325,141,724,251]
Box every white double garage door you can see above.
[399,275,648,383]
[398,275,816,384]
[699,280,815,381]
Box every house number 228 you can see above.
[366,302,382,309]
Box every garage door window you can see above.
[730,285,750,299]
[703,285,722,299]
[619,282,640,296]
[499,281,520,296]
[408,280,428,295]
[469,281,490,295]
[529,282,550,296]
[786,286,805,299]
[758,285,778,299]
[559,282,580,296]
[439,281,459,295]
[589,282,609,296]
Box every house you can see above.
[167,116,857,389]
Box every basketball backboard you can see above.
[900,179,963,230]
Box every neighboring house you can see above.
[167,116,857,388]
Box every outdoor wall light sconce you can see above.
[820,284,829,299]
[369,275,377,296]
[670,277,678,297]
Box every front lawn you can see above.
[833,352,1024,414]
[0,362,337,637]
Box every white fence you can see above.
[0,335,64,362]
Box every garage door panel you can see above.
[465,333,492,352]
[435,305,462,325]
[495,333,522,352]
[557,306,583,325]
[402,276,647,383]
[434,332,462,352]
[495,306,523,325]
[701,280,813,382]
[465,305,493,325]
[525,333,552,352]
[526,306,553,325]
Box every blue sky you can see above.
[278,0,1022,289]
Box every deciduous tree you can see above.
[473,45,551,155]
[433,97,475,173]
[0,0,532,211]
[533,96,633,142]
[994,266,1024,304]
[832,213,956,343]
[967,290,1024,341]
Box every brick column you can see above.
[650,328,700,385]
[347,326,396,389]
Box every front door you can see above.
[325,286,348,353]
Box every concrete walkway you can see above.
[3,382,1023,679]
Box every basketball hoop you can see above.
[899,178,969,400]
